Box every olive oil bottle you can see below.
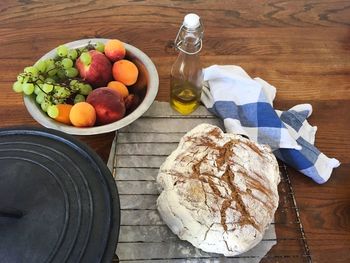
[170,13,204,115]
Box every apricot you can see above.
[54,104,73,125]
[104,39,126,62]
[69,102,96,127]
[112,59,139,86]
[107,81,129,98]
[86,87,125,125]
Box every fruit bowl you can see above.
[23,38,159,135]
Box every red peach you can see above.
[129,58,147,96]
[86,87,125,125]
[124,93,140,114]
[76,50,112,88]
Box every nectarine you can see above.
[124,93,140,114]
[76,50,112,88]
[86,87,126,125]
[104,39,126,62]
[129,58,147,97]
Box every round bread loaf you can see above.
[156,124,280,256]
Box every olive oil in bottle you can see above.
[170,78,201,115]
[170,13,204,115]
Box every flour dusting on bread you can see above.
[156,124,280,256]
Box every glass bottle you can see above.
[170,13,204,115]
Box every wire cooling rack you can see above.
[109,102,312,262]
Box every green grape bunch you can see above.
[11,42,103,119]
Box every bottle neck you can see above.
[178,37,201,54]
[175,25,203,55]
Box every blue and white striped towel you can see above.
[201,65,340,184]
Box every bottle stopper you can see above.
[183,13,200,29]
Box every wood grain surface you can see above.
[0,0,349,262]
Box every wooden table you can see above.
[0,0,349,262]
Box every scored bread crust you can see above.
[156,124,280,256]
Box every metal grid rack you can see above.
[110,102,312,262]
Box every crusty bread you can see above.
[156,124,280,256]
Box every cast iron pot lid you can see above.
[0,127,120,263]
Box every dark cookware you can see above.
[0,127,120,263]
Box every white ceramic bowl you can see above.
[23,38,159,135]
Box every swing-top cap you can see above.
[183,13,200,29]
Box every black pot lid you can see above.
[0,127,120,263]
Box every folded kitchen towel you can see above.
[201,65,340,184]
